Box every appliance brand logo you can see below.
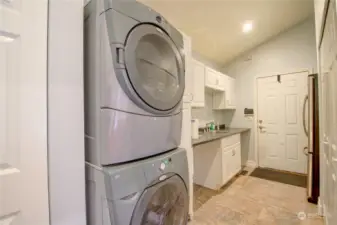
[297,211,321,220]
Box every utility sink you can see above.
[216,130,229,133]
[198,130,229,137]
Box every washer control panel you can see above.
[159,157,172,171]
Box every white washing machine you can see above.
[86,148,189,225]
[84,0,185,166]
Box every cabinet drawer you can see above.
[221,134,240,148]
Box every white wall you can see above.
[47,1,86,224]
[192,50,222,71]
[314,0,327,45]
[223,18,317,165]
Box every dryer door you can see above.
[131,175,188,225]
[123,23,185,114]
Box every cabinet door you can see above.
[234,143,242,174]
[191,59,205,107]
[217,73,225,91]
[205,67,217,88]
[230,77,236,107]
[223,76,236,109]
[223,75,231,107]
[222,146,233,185]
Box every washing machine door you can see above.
[131,175,188,225]
[123,23,185,114]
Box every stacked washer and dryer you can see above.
[84,0,189,224]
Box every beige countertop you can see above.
[192,128,250,147]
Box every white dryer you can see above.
[84,0,185,165]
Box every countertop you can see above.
[192,128,250,146]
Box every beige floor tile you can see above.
[191,172,324,225]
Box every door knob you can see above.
[258,125,265,129]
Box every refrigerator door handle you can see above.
[303,147,309,156]
[303,146,313,155]
[302,95,309,137]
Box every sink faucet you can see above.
[205,121,214,133]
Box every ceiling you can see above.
[138,0,314,65]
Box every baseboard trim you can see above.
[323,204,328,225]
[246,160,257,168]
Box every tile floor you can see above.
[190,167,324,225]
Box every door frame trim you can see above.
[254,69,314,168]
[47,1,86,224]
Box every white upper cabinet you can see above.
[218,73,225,91]
[226,76,236,108]
[181,31,205,107]
[213,75,236,109]
[191,59,205,107]
[205,67,218,88]
[205,67,225,91]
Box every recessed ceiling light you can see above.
[242,21,253,33]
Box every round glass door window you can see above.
[124,24,185,112]
[131,175,188,225]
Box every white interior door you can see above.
[0,1,50,224]
[257,72,308,174]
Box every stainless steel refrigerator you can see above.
[303,74,320,204]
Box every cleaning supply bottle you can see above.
[210,122,215,132]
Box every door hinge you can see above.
[277,75,281,83]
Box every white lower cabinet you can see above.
[222,138,241,185]
[222,146,233,185]
[194,134,241,190]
